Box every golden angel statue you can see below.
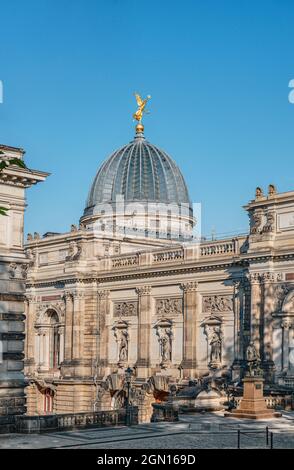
[133,93,151,122]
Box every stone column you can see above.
[97,290,110,376]
[180,281,198,377]
[63,292,74,362]
[249,272,262,357]
[59,325,65,364]
[72,291,85,360]
[136,286,152,379]
[260,272,279,384]
[281,319,292,372]
[24,295,36,375]
[233,280,241,360]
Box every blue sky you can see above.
[1,0,294,238]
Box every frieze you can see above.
[202,295,233,313]
[156,298,182,317]
[113,301,138,317]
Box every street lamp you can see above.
[125,366,133,426]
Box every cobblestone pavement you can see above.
[0,412,294,449]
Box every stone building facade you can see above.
[23,128,294,420]
[0,144,48,426]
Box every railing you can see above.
[200,240,236,257]
[16,408,138,433]
[153,249,184,263]
[234,395,293,410]
[112,255,139,269]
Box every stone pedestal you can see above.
[227,377,280,419]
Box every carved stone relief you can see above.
[113,301,138,318]
[65,241,82,261]
[202,295,233,313]
[156,298,182,317]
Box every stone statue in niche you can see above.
[202,320,223,368]
[209,328,222,363]
[119,329,128,362]
[156,326,173,364]
[113,325,129,364]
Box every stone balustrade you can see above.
[112,254,139,269]
[13,407,138,434]
[153,249,184,263]
[200,240,236,257]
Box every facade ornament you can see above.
[268,184,277,197]
[35,302,65,325]
[202,295,233,313]
[66,241,82,261]
[250,209,263,234]
[275,283,291,311]
[34,232,40,240]
[114,302,137,318]
[113,321,129,364]
[247,272,261,284]
[180,281,198,292]
[201,315,223,369]
[27,233,33,241]
[255,186,264,200]
[154,319,173,367]
[25,248,36,267]
[8,263,27,279]
[97,289,110,300]
[263,211,276,233]
[281,319,292,330]
[136,286,152,296]
[70,224,78,232]
[156,298,182,317]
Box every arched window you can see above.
[44,388,54,414]
[49,311,60,369]
[35,308,64,371]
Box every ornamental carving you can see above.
[262,211,276,233]
[112,321,129,364]
[202,295,233,313]
[201,315,223,368]
[180,281,198,292]
[25,248,37,267]
[98,290,110,300]
[156,298,182,317]
[250,209,264,234]
[261,272,283,283]
[35,301,65,324]
[113,301,138,317]
[136,286,152,296]
[65,241,82,261]
[154,319,173,367]
[275,284,292,311]
[8,262,28,280]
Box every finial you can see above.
[133,93,151,130]
[135,123,144,134]
[255,187,263,200]
[268,184,277,197]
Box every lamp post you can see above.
[125,366,133,426]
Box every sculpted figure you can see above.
[118,329,128,362]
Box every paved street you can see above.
[1,412,294,449]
